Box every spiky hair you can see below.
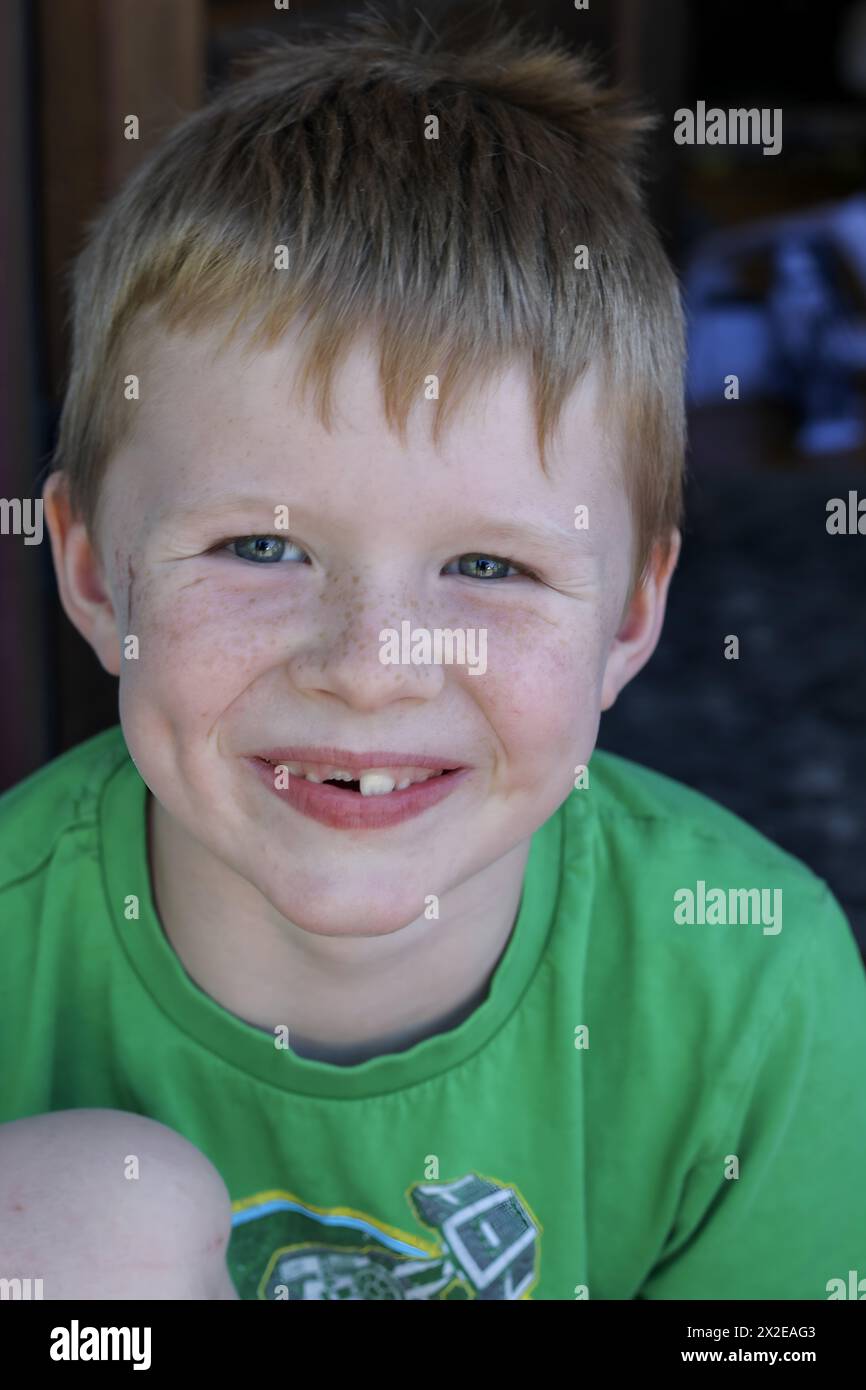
[50,1,685,587]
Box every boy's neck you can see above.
[146,795,530,1067]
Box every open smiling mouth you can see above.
[248,753,469,828]
[259,761,459,796]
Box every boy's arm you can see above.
[638,888,866,1301]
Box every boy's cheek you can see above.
[479,614,601,709]
[469,631,602,766]
[118,579,277,686]
[116,578,602,734]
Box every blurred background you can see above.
[1,0,864,950]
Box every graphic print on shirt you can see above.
[228,1171,541,1300]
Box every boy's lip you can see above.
[245,753,471,830]
[250,746,466,774]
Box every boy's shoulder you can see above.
[570,749,861,1116]
[0,725,129,891]
[582,745,830,903]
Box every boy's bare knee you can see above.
[0,1108,237,1299]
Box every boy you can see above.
[2,7,865,1302]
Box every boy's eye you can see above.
[220,539,532,580]
[226,536,307,564]
[443,553,528,580]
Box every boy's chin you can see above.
[264,884,437,938]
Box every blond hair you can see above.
[51,3,685,589]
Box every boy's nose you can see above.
[285,610,447,712]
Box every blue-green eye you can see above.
[444,553,523,580]
[228,536,305,564]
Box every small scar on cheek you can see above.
[127,556,137,629]
[523,607,560,632]
[490,600,561,636]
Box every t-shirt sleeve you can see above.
[636,886,866,1300]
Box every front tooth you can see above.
[359,772,397,796]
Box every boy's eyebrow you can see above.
[158,499,590,558]
[466,519,593,558]
[157,496,286,527]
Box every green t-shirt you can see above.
[2,725,864,1300]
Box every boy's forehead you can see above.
[117,315,622,515]
[139,314,606,450]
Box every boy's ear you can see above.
[600,528,681,712]
[42,472,122,677]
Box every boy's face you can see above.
[47,320,676,936]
